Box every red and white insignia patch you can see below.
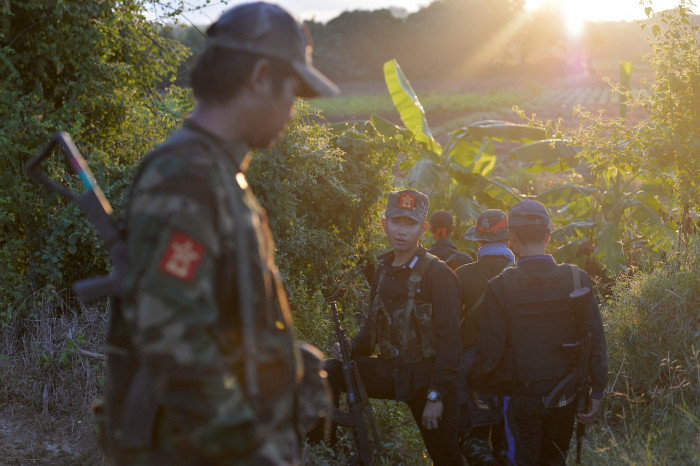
[159,232,204,281]
[398,192,416,210]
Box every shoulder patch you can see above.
[158,232,204,281]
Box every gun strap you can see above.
[400,254,435,354]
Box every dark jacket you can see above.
[428,239,474,271]
[352,246,462,400]
[468,256,608,398]
[455,255,513,347]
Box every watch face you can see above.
[428,391,438,401]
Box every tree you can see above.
[0,0,188,318]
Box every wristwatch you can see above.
[427,390,442,402]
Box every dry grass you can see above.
[0,286,106,465]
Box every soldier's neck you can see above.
[392,246,419,267]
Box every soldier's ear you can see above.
[381,217,387,232]
[421,221,429,233]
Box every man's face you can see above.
[249,73,301,148]
[382,216,428,253]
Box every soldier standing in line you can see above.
[454,209,514,465]
[322,189,464,465]
[428,210,475,270]
[468,201,608,465]
[99,3,339,464]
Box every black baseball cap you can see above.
[508,200,550,227]
[430,210,453,230]
[206,2,339,97]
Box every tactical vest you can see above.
[102,126,301,459]
[502,264,581,385]
[369,254,437,364]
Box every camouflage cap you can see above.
[508,200,550,227]
[385,189,429,223]
[429,210,454,230]
[464,209,508,242]
[206,2,339,97]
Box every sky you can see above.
[171,0,697,25]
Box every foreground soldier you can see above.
[428,210,474,270]
[455,209,514,465]
[469,201,608,465]
[322,190,464,465]
[101,2,338,464]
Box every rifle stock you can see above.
[331,301,382,465]
[25,131,126,305]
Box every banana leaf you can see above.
[370,113,407,139]
[449,195,483,223]
[594,224,625,274]
[510,140,581,171]
[552,241,588,268]
[550,221,596,243]
[466,120,547,143]
[383,59,441,155]
[406,158,442,189]
[448,139,496,177]
[536,184,598,205]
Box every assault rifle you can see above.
[570,287,592,465]
[331,301,382,465]
[24,131,126,304]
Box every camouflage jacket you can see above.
[121,120,302,464]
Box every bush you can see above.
[583,237,700,463]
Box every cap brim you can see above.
[292,62,340,98]
[463,225,484,241]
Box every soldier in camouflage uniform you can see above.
[323,190,464,465]
[100,3,338,464]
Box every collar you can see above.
[183,119,251,172]
[517,255,556,265]
[378,246,427,270]
[431,239,457,250]
[477,242,515,262]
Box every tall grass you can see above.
[580,237,700,464]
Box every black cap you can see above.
[508,200,550,227]
[430,210,453,229]
[206,2,339,97]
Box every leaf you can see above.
[595,225,625,274]
[536,185,598,206]
[383,59,441,155]
[369,114,404,138]
[550,221,596,243]
[509,139,580,173]
[449,139,496,176]
[449,195,483,223]
[406,159,442,189]
[466,120,547,143]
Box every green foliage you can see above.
[0,1,190,321]
[584,237,700,463]
[246,104,401,350]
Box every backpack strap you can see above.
[461,260,515,323]
[400,253,436,354]
[570,264,581,291]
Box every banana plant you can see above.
[381,59,550,225]
[511,141,676,274]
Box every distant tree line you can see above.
[166,0,680,84]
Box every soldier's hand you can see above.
[469,390,490,411]
[577,397,601,425]
[422,400,443,430]
[332,337,352,361]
